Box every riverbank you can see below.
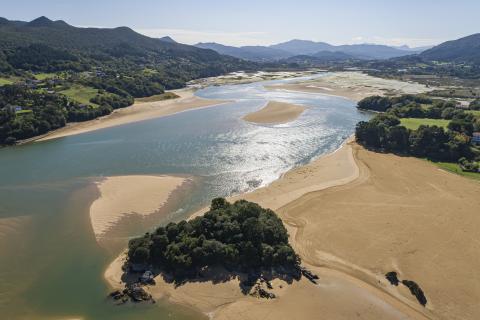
[242,101,306,124]
[266,71,434,102]
[35,89,229,142]
[90,175,189,241]
[105,137,480,320]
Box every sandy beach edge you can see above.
[31,88,230,143]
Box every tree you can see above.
[357,96,392,112]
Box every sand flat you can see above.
[267,72,433,102]
[277,145,480,320]
[106,140,480,319]
[37,89,228,142]
[243,101,306,124]
[90,175,186,239]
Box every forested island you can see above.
[356,94,480,173]
[126,198,301,284]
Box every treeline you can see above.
[356,95,480,163]
[127,198,301,280]
[0,84,133,144]
[356,115,472,161]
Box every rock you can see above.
[385,271,400,286]
[401,280,427,306]
[300,267,319,284]
[109,290,121,297]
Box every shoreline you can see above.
[105,138,426,319]
[105,136,480,319]
[31,88,229,143]
[102,72,477,319]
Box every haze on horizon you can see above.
[2,0,480,48]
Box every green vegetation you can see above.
[34,72,57,80]
[470,99,480,110]
[0,16,257,145]
[127,198,301,282]
[135,92,179,103]
[0,77,13,86]
[400,118,450,130]
[356,94,480,175]
[59,85,99,106]
[435,162,480,181]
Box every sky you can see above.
[2,0,480,48]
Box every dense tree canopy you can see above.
[127,198,301,280]
[355,94,479,163]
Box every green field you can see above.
[435,162,480,181]
[135,92,179,103]
[60,85,98,105]
[0,78,13,86]
[466,110,480,118]
[15,109,33,115]
[34,73,57,80]
[400,118,450,130]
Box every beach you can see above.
[105,138,480,320]
[242,101,306,124]
[90,175,187,241]
[267,72,434,101]
[36,89,229,142]
[102,72,478,319]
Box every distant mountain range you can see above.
[419,33,480,63]
[0,16,254,78]
[195,39,429,62]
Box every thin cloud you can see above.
[134,28,271,46]
[348,36,445,48]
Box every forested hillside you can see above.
[0,16,256,145]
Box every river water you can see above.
[0,74,370,319]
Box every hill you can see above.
[0,16,255,82]
[420,33,480,63]
[270,39,333,55]
[198,39,415,62]
[0,16,256,145]
[195,42,291,61]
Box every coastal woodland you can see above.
[0,17,255,144]
[355,94,480,173]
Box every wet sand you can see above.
[37,89,228,142]
[243,101,306,124]
[89,175,187,240]
[267,72,433,102]
[106,139,480,319]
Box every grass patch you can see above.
[0,77,13,86]
[400,118,450,130]
[135,92,180,103]
[434,162,480,181]
[34,73,58,80]
[60,85,99,105]
[466,110,480,118]
[15,109,33,115]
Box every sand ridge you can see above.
[89,175,187,240]
[242,101,306,124]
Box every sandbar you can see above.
[243,101,306,124]
[90,175,186,240]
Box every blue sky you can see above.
[2,0,480,47]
